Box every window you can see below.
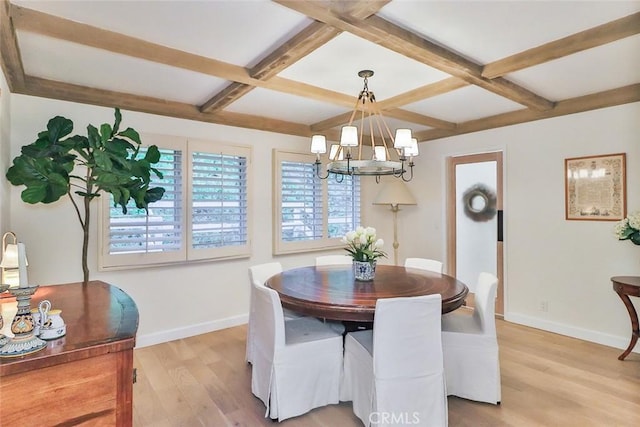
[99,135,251,269]
[273,150,360,254]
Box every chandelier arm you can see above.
[357,106,365,161]
[315,160,330,180]
[334,173,344,183]
[401,163,415,182]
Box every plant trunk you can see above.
[82,195,91,286]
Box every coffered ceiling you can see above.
[1,0,639,144]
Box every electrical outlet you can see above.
[539,300,549,312]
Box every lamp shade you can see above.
[311,135,327,154]
[405,138,419,157]
[373,179,417,207]
[393,128,412,149]
[374,146,387,161]
[340,126,359,147]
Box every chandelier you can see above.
[310,70,419,182]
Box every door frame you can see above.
[446,152,504,316]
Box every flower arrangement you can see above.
[614,211,640,245]
[342,226,386,262]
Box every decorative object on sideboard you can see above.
[36,300,67,341]
[5,108,166,285]
[0,283,9,347]
[0,237,47,357]
[1,232,20,347]
[310,70,419,183]
[342,226,386,281]
[614,211,640,246]
[0,231,23,289]
[372,179,417,265]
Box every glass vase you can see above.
[353,260,376,281]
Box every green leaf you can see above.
[144,145,161,163]
[630,232,640,245]
[87,125,101,148]
[113,108,122,136]
[46,116,73,143]
[145,187,165,204]
[100,123,112,144]
[43,173,70,203]
[150,167,164,179]
[67,135,90,152]
[106,138,134,157]
[21,185,47,203]
[93,150,113,170]
[118,127,141,145]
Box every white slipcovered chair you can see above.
[342,294,448,427]
[441,272,501,404]
[316,254,353,266]
[250,284,343,421]
[246,262,304,364]
[404,257,443,274]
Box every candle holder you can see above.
[0,284,47,357]
[0,283,9,347]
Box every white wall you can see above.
[7,93,640,353]
[8,94,376,347]
[366,102,639,353]
[0,70,10,234]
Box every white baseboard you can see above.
[505,312,639,355]
[135,314,248,349]
[134,311,638,356]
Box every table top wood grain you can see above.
[266,264,469,322]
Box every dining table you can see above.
[265,264,469,323]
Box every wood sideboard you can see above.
[0,280,139,426]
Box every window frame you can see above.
[99,134,252,270]
[272,149,361,255]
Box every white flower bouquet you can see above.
[342,226,387,262]
[614,211,640,246]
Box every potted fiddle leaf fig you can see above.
[6,108,165,285]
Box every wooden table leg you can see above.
[615,291,639,360]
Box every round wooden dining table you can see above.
[265,264,469,322]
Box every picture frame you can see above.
[565,153,626,221]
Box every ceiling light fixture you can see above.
[311,70,418,182]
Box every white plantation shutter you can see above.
[188,142,251,260]
[327,174,360,238]
[100,135,251,269]
[107,148,182,255]
[280,161,323,242]
[273,150,361,254]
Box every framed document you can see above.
[565,153,626,221]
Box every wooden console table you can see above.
[0,280,139,425]
[611,276,640,361]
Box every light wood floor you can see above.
[132,320,640,426]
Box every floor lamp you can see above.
[373,180,417,265]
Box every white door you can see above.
[447,152,504,315]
